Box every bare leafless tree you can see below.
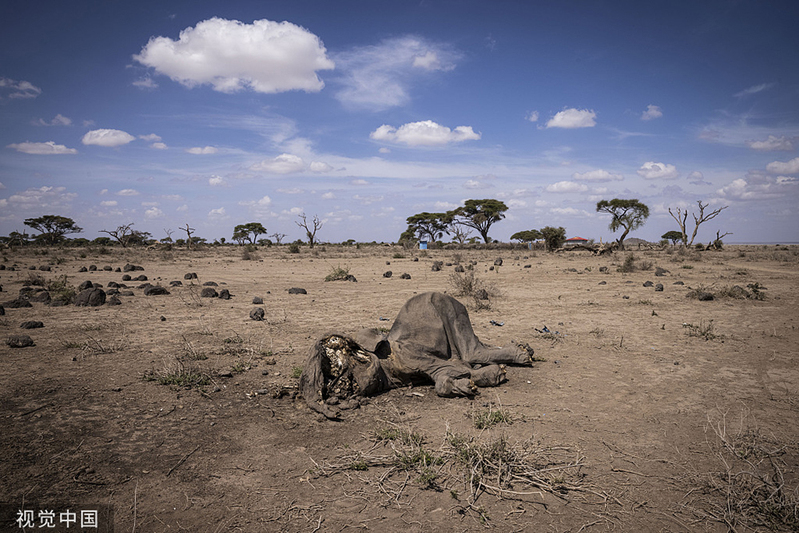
[295,213,323,248]
[269,232,287,245]
[163,228,174,243]
[668,201,728,246]
[100,223,135,247]
[182,223,195,249]
[450,223,473,245]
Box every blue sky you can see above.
[2,0,798,244]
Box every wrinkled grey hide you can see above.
[300,292,535,419]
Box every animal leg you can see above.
[470,364,507,387]
[435,375,478,397]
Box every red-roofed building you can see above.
[564,236,590,246]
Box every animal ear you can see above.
[299,338,340,420]
[374,339,391,359]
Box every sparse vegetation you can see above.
[324,264,351,281]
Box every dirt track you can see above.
[1,244,797,532]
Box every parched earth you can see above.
[1,244,797,532]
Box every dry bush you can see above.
[679,409,799,531]
[448,270,499,310]
[324,264,351,281]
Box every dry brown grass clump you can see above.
[448,270,499,310]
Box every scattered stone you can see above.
[445,262,453,267]
[123,264,136,272]
[115,268,121,272]
[30,290,51,303]
[288,287,307,295]
[137,283,153,290]
[184,273,198,280]
[4,299,32,308]
[160,315,166,321]
[218,289,231,300]
[143,286,170,296]
[218,372,234,378]
[169,280,182,287]
[20,321,44,329]
[19,287,36,299]
[674,281,684,285]
[89,265,97,271]
[200,287,218,298]
[598,281,607,285]
[134,275,147,282]
[413,257,419,262]
[386,261,391,265]
[122,274,132,281]
[383,271,393,278]
[103,266,112,271]
[643,281,654,287]
[727,285,750,299]
[107,281,120,288]
[524,265,532,268]
[78,266,88,272]
[599,266,608,273]
[345,275,357,282]
[622,295,630,299]
[75,288,106,307]
[252,296,264,304]
[494,258,503,266]
[567,268,578,272]
[28,265,36,270]
[107,296,122,305]
[655,267,669,277]
[400,273,411,280]
[249,307,265,321]
[78,280,94,291]
[0,305,4,315]
[696,291,714,301]
[203,281,218,286]
[489,266,495,271]
[655,283,664,292]
[0,265,5,270]
[7,335,34,348]
[39,265,51,272]
[120,291,134,297]
[454,265,465,273]
[431,261,443,272]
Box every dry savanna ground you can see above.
[1,243,798,532]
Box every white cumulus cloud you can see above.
[640,105,663,121]
[546,181,589,193]
[7,141,77,155]
[145,207,164,219]
[82,129,136,147]
[766,157,799,175]
[546,108,596,129]
[139,133,162,142]
[572,169,623,182]
[747,135,794,151]
[637,161,679,180]
[309,161,333,173]
[208,176,227,186]
[186,146,217,155]
[208,207,227,218]
[252,153,305,173]
[370,120,480,146]
[526,111,539,123]
[150,142,168,150]
[717,175,796,201]
[133,17,334,94]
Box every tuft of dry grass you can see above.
[448,270,499,310]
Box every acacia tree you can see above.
[448,199,508,243]
[661,230,683,245]
[668,201,728,246]
[540,226,566,251]
[405,212,451,243]
[596,199,650,250]
[100,223,150,247]
[232,222,267,245]
[24,215,82,245]
[270,232,287,245]
[296,213,323,248]
[511,229,543,244]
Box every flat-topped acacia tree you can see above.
[448,199,508,244]
[24,215,82,245]
[596,198,650,250]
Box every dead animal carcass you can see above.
[300,292,536,419]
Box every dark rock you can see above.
[103,266,112,271]
[567,268,578,273]
[489,266,495,271]
[19,287,36,299]
[4,299,32,308]
[431,261,443,272]
[106,288,119,296]
[107,296,122,305]
[134,275,147,282]
[413,258,419,262]
[78,266,88,272]
[524,265,532,268]
[674,281,685,285]
[386,261,391,265]
[28,265,36,270]
[200,287,218,298]
[143,286,170,296]
[122,274,132,281]
[74,288,106,307]
[93,283,103,288]
[643,281,654,287]
[107,281,120,288]
[288,287,307,294]
[134,265,145,271]
[494,258,503,266]
[0,264,4,270]
[184,273,198,280]
[20,321,44,329]
[30,290,51,303]
[123,264,135,272]
[598,281,607,285]
[728,285,750,299]
[383,271,393,278]
[169,280,182,287]
[252,296,264,304]
[203,281,218,286]
[137,283,153,290]
[655,267,669,277]
[89,265,97,271]
[696,291,714,301]
[399,273,411,280]
[0,305,4,315]
[345,275,357,282]
[454,265,465,273]
[115,267,121,272]
[445,263,452,267]
[7,335,34,348]
[218,289,231,300]
[78,280,94,291]
[599,266,608,273]
[120,291,134,297]
[160,315,166,321]
[39,265,51,272]
[655,283,664,292]
[249,307,265,321]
